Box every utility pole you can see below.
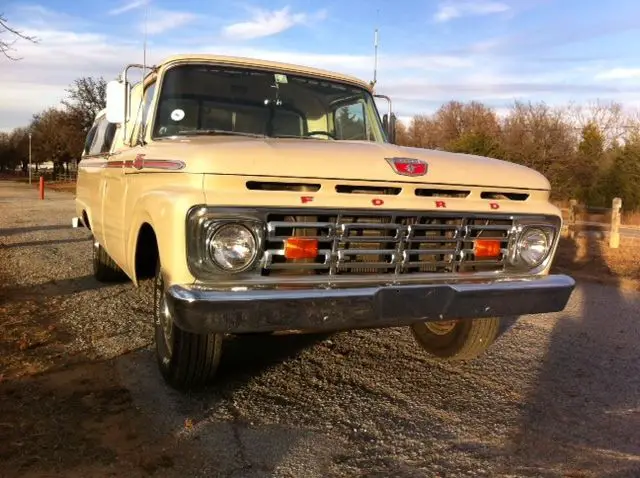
[28,132,32,185]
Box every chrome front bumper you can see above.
[165,274,576,335]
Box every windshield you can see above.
[151,63,387,142]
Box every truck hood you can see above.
[148,136,550,190]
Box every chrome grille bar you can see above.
[262,212,515,276]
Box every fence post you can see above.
[609,197,622,249]
[39,176,44,200]
[568,199,577,239]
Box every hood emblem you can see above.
[385,157,428,177]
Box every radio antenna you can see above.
[140,1,149,144]
[372,28,378,89]
[143,4,148,76]
[370,9,380,90]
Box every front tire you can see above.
[153,261,223,390]
[92,239,127,282]
[411,317,500,361]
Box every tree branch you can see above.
[0,13,39,61]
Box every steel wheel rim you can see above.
[156,274,173,358]
[424,320,458,335]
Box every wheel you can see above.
[92,239,127,282]
[153,260,223,390]
[410,317,500,361]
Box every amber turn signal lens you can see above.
[474,239,502,258]
[284,237,319,259]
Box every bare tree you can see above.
[30,108,85,175]
[501,101,575,174]
[564,100,629,148]
[5,127,30,172]
[394,120,411,146]
[0,13,38,60]
[62,76,107,134]
[407,115,440,149]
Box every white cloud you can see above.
[221,6,325,40]
[595,68,640,81]
[108,0,149,16]
[143,10,198,35]
[2,5,640,132]
[434,1,510,23]
[0,20,476,131]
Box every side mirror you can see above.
[389,114,397,144]
[106,80,127,124]
[383,113,397,144]
[374,94,395,144]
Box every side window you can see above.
[88,117,109,156]
[83,123,98,156]
[142,82,156,130]
[132,81,156,143]
[100,123,117,154]
[334,102,370,140]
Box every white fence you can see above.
[561,198,640,247]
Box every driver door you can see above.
[101,79,157,270]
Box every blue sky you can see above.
[2,0,640,131]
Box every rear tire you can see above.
[411,317,500,361]
[153,260,223,390]
[92,239,127,282]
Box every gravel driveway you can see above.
[1,181,639,478]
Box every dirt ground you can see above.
[1,181,640,477]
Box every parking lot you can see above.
[1,182,639,478]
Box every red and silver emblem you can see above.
[385,157,428,177]
[132,154,145,170]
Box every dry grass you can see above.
[0,178,76,194]
[553,234,640,289]
[622,210,640,226]
[45,182,76,193]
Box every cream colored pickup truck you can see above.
[74,54,575,391]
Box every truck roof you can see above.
[156,53,373,92]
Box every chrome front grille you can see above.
[261,212,514,275]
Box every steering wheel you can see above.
[305,130,337,139]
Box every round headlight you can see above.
[207,223,258,272]
[517,228,550,267]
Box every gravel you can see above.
[1,181,640,477]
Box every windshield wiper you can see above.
[270,134,333,140]
[176,129,266,138]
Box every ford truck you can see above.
[74,54,575,390]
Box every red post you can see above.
[39,176,44,200]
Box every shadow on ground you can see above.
[0,359,180,477]
[0,237,90,249]
[0,274,122,303]
[0,225,74,237]
[499,234,640,476]
[116,331,340,476]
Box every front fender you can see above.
[125,173,205,286]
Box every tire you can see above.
[153,260,223,390]
[92,239,127,282]
[411,317,500,361]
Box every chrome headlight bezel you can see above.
[205,222,259,273]
[506,215,561,274]
[187,207,265,279]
